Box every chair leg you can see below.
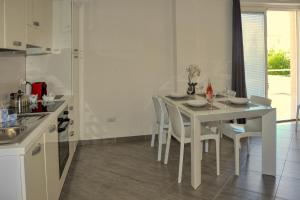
[150,123,157,147]
[296,106,299,133]
[216,138,220,176]
[201,141,203,161]
[157,123,164,161]
[178,141,185,183]
[219,121,223,138]
[234,138,240,176]
[247,137,250,155]
[164,129,172,164]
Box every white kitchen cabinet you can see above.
[0,0,26,50]
[44,121,60,200]
[72,0,80,150]
[71,53,80,151]
[24,134,47,200]
[0,0,4,48]
[27,0,53,50]
[69,100,78,154]
[0,156,23,200]
[72,0,79,53]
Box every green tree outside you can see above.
[268,49,291,76]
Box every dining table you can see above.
[161,94,276,190]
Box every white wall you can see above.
[80,0,234,140]
[79,0,233,140]
[0,53,26,104]
[81,0,175,139]
[175,0,232,93]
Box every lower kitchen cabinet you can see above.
[69,101,79,155]
[44,120,60,200]
[24,134,47,200]
[0,98,77,200]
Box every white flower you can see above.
[186,64,201,83]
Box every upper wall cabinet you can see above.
[0,0,26,50]
[27,0,53,51]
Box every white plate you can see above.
[169,93,187,98]
[186,100,207,107]
[229,98,248,105]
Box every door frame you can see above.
[242,4,300,122]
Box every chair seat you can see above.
[172,126,217,143]
[219,123,261,140]
[159,114,191,129]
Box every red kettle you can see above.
[31,82,48,100]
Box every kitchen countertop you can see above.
[0,95,73,156]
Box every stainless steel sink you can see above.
[0,113,49,144]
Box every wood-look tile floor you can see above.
[60,122,300,200]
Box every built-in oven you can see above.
[57,106,70,178]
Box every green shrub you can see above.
[268,49,291,76]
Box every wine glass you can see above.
[207,93,216,110]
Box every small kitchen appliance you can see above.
[31,82,48,100]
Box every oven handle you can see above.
[58,121,70,133]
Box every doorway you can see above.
[267,11,297,122]
[242,10,298,122]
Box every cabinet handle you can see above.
[74,55,78,58]
[33,21,40,27]
[32,143,42,156]
[13,41,22,46]
[46,48,51,51]
[70,131,75,137]
[74,49,78,52]
[70,120,74,125]
[69,106,74,111]
[49,124,56,133]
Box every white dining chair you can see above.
[218,95,272,176]
[164,103,220,183]
[151,96,190,161]
[296,105,300,132]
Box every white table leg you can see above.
[191,115,202,189]
[262,109,276,176]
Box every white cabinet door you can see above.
[44,122,60,200]
[2,0,26,50]
[43,0,53,51]
[72,0,79,52]
[24,135,47,200]
[72,53,80,150]
[0,156,23,200]
[0,0,4,47]
[27,0,53,49]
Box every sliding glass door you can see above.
[242,10,298,122]
[242,12,266,98]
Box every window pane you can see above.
[242,13,266,97]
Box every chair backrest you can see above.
[250,95,272,106]
[246,96,272,132]
[165,103,185,139]
[152,96,168,124]
[227,89,236,97]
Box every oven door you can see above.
[58,119,70,178]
